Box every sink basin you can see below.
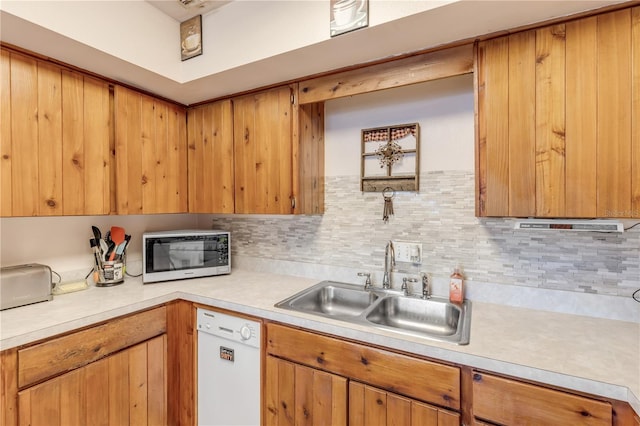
[275,280,471,345]
[275,281,379,318]
[366,296,463,337]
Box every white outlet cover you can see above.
[394,241,422,264]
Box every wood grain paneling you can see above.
[349,382,458,426]
[129,342,148,425]
[472,372,612,425]
[299,44,473,104]
[83,76,111,215]
[265,355,347,426]
[233,85,294,214]
[535,24,566,217]
[266,323,460,410]
[108,350,129,426]
[265,355,295,426]
[115,85,143,214]
[508,31,536,217]
[477,37,509,216]
[61,69,85,215]
[0,348,18,426]
[1,50,111,216]
[114,85,187,215]
[296,102,325,214]
[634,6,640,218]
[566,17,598,218]
[187,100,234,213]
[37,61,63,215]
[1,50,12,216]
[166,300,195,426]
[18,335,166,426]
[18,306,166,388]
[9,52,39,216]
[597,9,633,218]
[147,333,167,426]
[477,5,639,218]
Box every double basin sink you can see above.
[275,280,471,345]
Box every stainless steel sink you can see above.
[275,281,379,318]
[365,296,469,340]
[275,280,471,345]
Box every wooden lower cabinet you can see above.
[265,355,460,426]
[17,334,167,426]
[472,371,612,426]
[265,355,347,426]
[349,382,459,426]
[265,323,462,425]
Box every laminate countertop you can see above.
[0,269,638,415]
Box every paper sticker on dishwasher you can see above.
[220,346,234,362]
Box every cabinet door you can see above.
[114,85,188,214]
[477,6,639,218]
[265,355,347,426]
[1,49,111,217]
[18,335,166,426]
[187,100,234,213]
[349,382,459,426]
[472,372,612,426]
[233,85,294,214]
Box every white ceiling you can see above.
[0,1,628,105]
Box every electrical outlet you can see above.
[394,241,422,264]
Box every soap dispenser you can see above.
[449,266,464,304]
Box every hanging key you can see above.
[382,187,395,224]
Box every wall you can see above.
[0,214,198,281]
[207,74,640,299]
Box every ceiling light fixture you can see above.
[178,0,207,9]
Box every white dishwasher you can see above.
[197,308,261,426]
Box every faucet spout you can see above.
[382,241,395,289]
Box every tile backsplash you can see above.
[211,171,639,298]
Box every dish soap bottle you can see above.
[449,266,464,304]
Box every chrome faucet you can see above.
[382,241,395,289]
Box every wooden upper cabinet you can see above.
[187,100,234,213]
[477,6,640,218]
[114,85,188,214]
[233,84,324,215]
[1,49,111,217]
[233,85,295,214]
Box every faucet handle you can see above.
[401,277,418,296]
[420,272,430,299]
[357,272,372,290]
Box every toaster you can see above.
[0,264,53,310]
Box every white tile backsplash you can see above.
[209,172,640,304]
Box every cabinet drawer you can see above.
[472,372,612,425]
[266,323,460,410]
[18,306,166,388]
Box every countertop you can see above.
[1,269,638,415]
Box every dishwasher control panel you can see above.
[196,308,261,349]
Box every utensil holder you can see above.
[95,258,125,287]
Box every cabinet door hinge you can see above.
[291,196,296,210]
[290,93,295,104]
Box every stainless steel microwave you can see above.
[142,230,230,284]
